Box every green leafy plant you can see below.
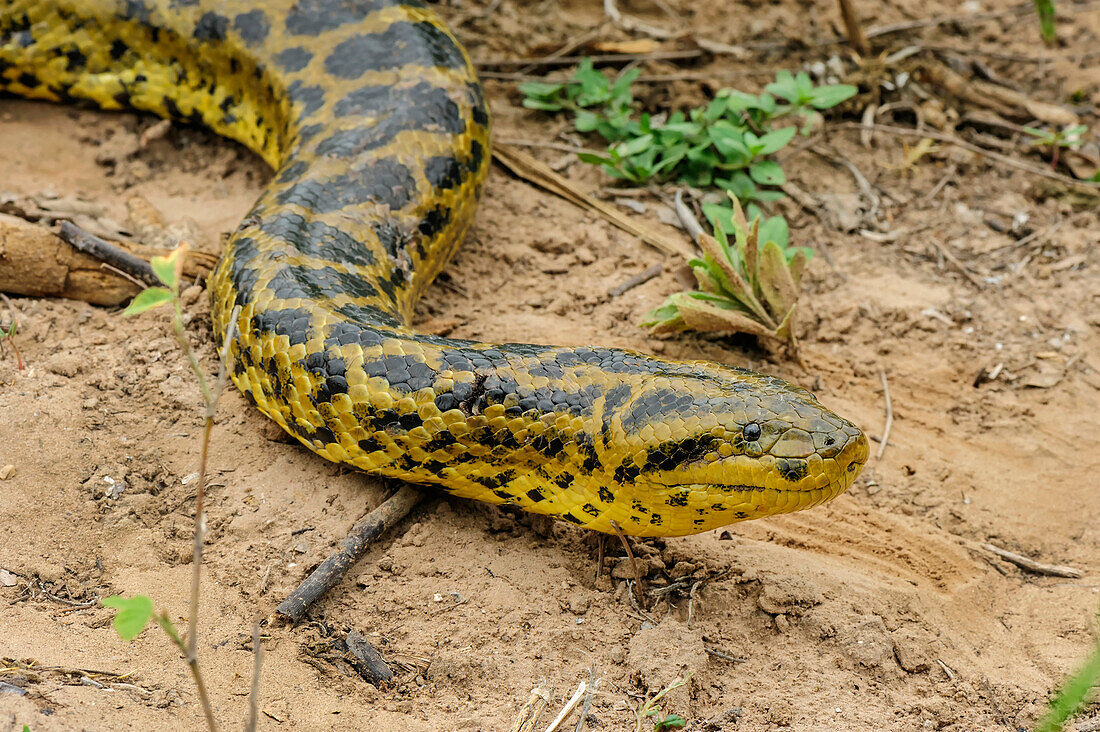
[1033,0,1057,43]
[103,243,250,732]
[633,676,690,732]
[521,63,856,194]
[1023,124,1088,169]
[643,194,810,356]
[1033,608,1100,732]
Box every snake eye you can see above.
[742,423,761,441]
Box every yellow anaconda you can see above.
[1,0,868,537]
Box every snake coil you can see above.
[1,0,868,536]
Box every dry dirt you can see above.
[2,0,1100,730]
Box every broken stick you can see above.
[276,484,422,622]
[58,220,159,286]
[981,543,1084,579]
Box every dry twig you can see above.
[276,485,422,622]
[545,681,588,732]
[981,543,1084,578]
[876,370,893,462]
[493,144,692,259]
[58,221,158,286]
[609,264,663,297]
[835,0,870,55]
[609,520,646,609]
[511,684,552,732]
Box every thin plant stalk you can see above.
[156,613,217,732]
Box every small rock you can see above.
[0,464,14,480]
[568,593,590,615]
[574,245,596,265]
[180,285,203,306]
[757,576,823,616]
[774,613,790,634]
[0,568,18,586]
[45,353,83,377]
[669,561,696,579]
[377,556,393,572]
[892,627,933,673]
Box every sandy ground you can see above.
[2,0,1100,730]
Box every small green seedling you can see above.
[1023,124,1087,169]
[634,676,690,732]
[0,315,23,370]
[101,595,183,645]
[521,63,856,200]
[643,194,810,357]
[103,241,247,732]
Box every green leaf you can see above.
[575,109,600,132]
[715,171,756,201]
[150,250,181,289]
[749,189,788,203]
[614,133,654,157]
[724,90,761,114]
[749,160,786,185]
[523,99,565,111]
[121,287,173,317]
[101,595,155,640]
[574,62,611,106]
[809,84,858,109]
[577,152,616,166]
[758,215,790,249]
[765,70,799,102]
[708,123,751,160]
[611,67,641,99]
[518,81,566,98]
[654,714,687,731]
[755,126,797,155]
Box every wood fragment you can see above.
[0,213,141,305]
[275,485,422,622]
[511,684,552,732]
[609,264,663,297]
[58,221,159,286]
[573,675,599,732]
[876,370,893,462]
[244,621,263,732]
[608,519,646,609]
[492,144,693,259]
[544,681,587,732]
[344,629,393,686]
[981,543,1084,578]
[704,648,746,663]
[835,0,870,56]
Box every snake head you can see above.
[598,362,868,536]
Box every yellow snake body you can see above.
[1,0,868,536]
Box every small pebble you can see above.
[180,284,203,306]
[0,465,14,480]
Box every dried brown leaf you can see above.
[757,241,800,318]
[678,297,775,338]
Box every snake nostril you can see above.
[823,435,835,446]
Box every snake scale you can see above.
[1,0,868,537]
